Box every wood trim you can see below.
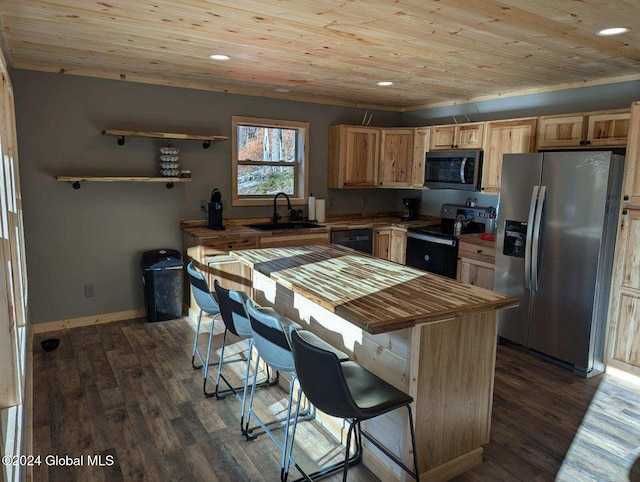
[31,309,146,334]
[231,116,310,207]
[404,73,640,112]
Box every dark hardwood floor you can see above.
[33,317,640,481]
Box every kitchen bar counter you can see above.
[231,244,516,334]
[231,244,518,480]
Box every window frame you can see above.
[232,116,309,207]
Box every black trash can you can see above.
[141,249,183,322]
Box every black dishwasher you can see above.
[330,228,373,254]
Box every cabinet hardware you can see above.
[624,195,629,201]
[622,210,628,215]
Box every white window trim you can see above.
[231,116,310,207]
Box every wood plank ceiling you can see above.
[0,0,639,110]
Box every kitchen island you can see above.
[230,244,518,481]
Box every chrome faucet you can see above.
[272,192,292,224]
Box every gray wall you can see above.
[12,69,640,324]
[12,69,400,324]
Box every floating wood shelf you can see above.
[102,129,228,148]
[56,175,191,189]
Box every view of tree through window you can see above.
[237,125,297,195]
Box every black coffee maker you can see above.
[401,197,420,221]
[208,188,225,230]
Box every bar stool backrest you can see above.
[290,329,360,419]
[245,300,296,373]
[213,279,252,339]
[186,262,219,315]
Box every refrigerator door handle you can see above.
[525,186,539,289]
[532,185,546,291]
[459,158,467,183]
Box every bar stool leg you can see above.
[239,340,255,432]
[211,329,229,398]
[283,385,304,481]
[243,353,261,440]
[202,316,216,396]
[191,309,203,369]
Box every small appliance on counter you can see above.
[401,197,420,221]
[405,203,495,278]
[207,188,225,230]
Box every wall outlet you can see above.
[84,283,95,298]
[361,195,368,208]
[199,200,208,213]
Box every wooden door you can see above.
[606,209,640,373]
[412,127,429,188]
[389,230,407,264]
[623,102,640,207]
[457,259,495,289]
[587,111,630,147]
[455,123,485,149]
[379,128,414,187]
[537,115,585,149]
[482,118,537,194]
[374,228,391,260]
[328,125,379,188]
[429,125,456,150]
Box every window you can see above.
[232,116,309,206]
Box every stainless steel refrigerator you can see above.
[494,151,624,377]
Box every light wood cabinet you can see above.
[429,122,485,150]
[378,128,415,187]
[606,209,640,373]
[456,236,495,290]
[537,109,629,149]
[457,259,495,289]
[328,125,380,188]
[374,228,406,264]
[622,102,640,207]
[258,231,330,249]
[481,118,537,194]
[411,127,429,188]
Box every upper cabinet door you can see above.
[428,122,485,150]
[482,118,537,194]
[411,127,430,188]
[537,115,585,149]
[328,125,380,188]
[429,125,456,150]
[378,128,415,187]
[455,123,485,149]
[623,102,640,207]
[587,112,630,147]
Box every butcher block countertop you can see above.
[180,214,441,242]
[231,244,518,334]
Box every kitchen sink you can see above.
[245,222,325,231]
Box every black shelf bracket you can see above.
[117,135,126,146]
[166,182,175,189]
[203,140,211,149]
[72,181,81,190]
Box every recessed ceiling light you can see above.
[377,81,394,86]
[274,87,290,93]
[209,54,231,60]
[596,27,630,36]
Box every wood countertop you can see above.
[181,215,441,242]
[231,244,518,334]
[458,232,496,248]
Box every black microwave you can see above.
[424,150,482,191]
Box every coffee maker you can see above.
[401,197,420,221]
[207,188,225,230]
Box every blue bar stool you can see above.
[186,261,222,395]
[213,279,278,429]
[288,329,420,481]
[244,300,349,481]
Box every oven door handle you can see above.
[407,232,457,246]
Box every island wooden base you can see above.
[251,270,498,481]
